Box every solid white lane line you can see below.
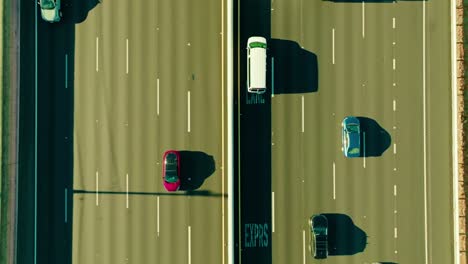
[157,78,160,116]
[333,162,336,200]
[393,17,396,29]
[65,54,68,88]
[393,58,396,70]
[394,185,397,196]
[363,132,366,168]
[271,57,275,97]
[188,91,191,132]
[301,96,304,133]
[96,171,99,206]
[451,0,461,261]
[126,38,129,74]
[96,37,99,72]
[394,227,398,238]
[126,173,129,208]
[423,1,429,263]
[302,230,306,264]
[393,99,396,111]
[157,196,160,236]
[393,143,397,154]
[64,188,67,223]
[188,226,192,264]
[272,192,275,233]
[332,28,335,64]
[362,1,365,38]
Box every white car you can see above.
[39,0,61,23]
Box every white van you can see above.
[247,36,267,94]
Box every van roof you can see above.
[247,37,267,92]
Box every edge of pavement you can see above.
[1,0,20,263]
[458,0,468,263]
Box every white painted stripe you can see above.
[65,54,68,88]
[302,230,306,264]
[451,0,461,262]
[96,171,99,206]
[64,188,67,222]
[272,192,275,233]
[332,28,335,64]
[422,1,429,263]
[157,78,160,116]
[393,99,396,111]
[126,173,129,208]
[126,38,129,74]
[301,96,304,133]
[188,91,191,132]
[333,162,336,200]
[363,132,366,168]
[394,227,398,238]
[393,58,396,70]
[394,185,397,196]
[96,37,99,72]
[362,1,365,38]
[393,143,397,154]
[393,17,396,29]
[188,226,192,264]
[157,196,160,236]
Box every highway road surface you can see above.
[72,1,228,264]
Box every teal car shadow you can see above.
[357,117,391,157]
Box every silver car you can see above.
[39,0,61,23]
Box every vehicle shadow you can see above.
[323,0,426,2]
[357,117,391,157]
[321,213,367,256]
[60,0,100,24]
[269,39,318,94]
[178,151,216,191]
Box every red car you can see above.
[162,150,181,191]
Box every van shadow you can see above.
[323,0,426,2]
[60,0,100,24]
[269,39,318,94]
[357,117,391,157]
[178,151,216,191]
[321,213,367,256]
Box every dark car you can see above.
[309,214,328,259]
[162,150,181,191]
[342,116,361,157]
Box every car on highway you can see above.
[162,150,181,192]
[309,214,328,259]
[342,116,361,158]
[247,36,267,94]
[39,0,61,23]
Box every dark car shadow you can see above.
[320,213,367,256]
[60,0,100,24]
[356,117,391,157]
[269,39,318,94]
[178,151,216,191]
[323,0,426,2]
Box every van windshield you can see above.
[249,42,267,49]
[41,0,55,9]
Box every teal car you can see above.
[39,0,61,23]
[342,116,361,157]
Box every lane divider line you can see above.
[333,162,336,200]
[157,78,160,116]
[188,91,191,132]
[332,28,335,64]
[188,226,192,264]
[301,96,304,133]
[126,38,129,74]
[272,192,275,233]
[126,173,129,209]
[96,37,99,72]
[96,171,99,206]
[157,196,160,237]
[64,188,67,223]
